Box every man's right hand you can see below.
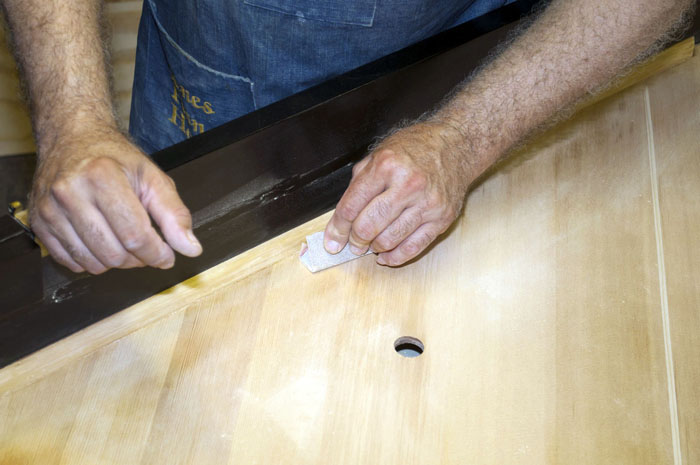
[29,127,202,274]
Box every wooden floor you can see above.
[0,46,698,465]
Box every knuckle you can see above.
[49,179,74,204]
[384,214,420,247]
[394,218,415,240]
[386,225,404,244]
[352,162,363,177]
[404,172,428,192]
[84,157,117,182]
[35,201,56,221]
[172,205,192,224]
[64,243,83,261]
[403,231,436,257]
[65,247,105,274]
[375,150,400,173]
[352,222,375,242]
[152,171,177,191]
[443,205,459,222]
[121,231,148,252]
[164,174,177,189]
[373,235,393,252]
[402,240,422,257]
[101,250,127,268]
[372,197,392,220]
[336,203,359,223]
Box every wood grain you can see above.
[646,51,700,465]
[2,44,698,465]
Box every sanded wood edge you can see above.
[574,37,695,113]
[0,211,333,393]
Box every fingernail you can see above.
[377,256,388,265]
[186,229,202,254]
[325,239,341,254]
[350,245,365,256]
[158,249,175,269]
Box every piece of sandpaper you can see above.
[300,231,373,273]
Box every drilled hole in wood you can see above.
[394,336,424,358]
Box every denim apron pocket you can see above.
[130,0,257,154]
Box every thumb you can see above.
[140,167,202,257]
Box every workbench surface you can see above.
[1,46,699,465]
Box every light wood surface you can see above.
[0,25,35,156]
[646,54,700,464]
[0,46,699,465]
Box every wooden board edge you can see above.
[0,211,333,394]
[574,37,695,113]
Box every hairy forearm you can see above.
[1,0,115,152]
[434,0,695,182]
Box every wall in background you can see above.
[0,0,143,156]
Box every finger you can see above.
[33,222,85,273]
[120,255,148,269]
[324,167,387,254]
[141,170,202,257]
[58,196,153,270]
[90,174,175,268]
[376,222,443,266]
[49,165,167,269]
[42,209,109,274]
[369,206,423,253]
[346,190,410,255]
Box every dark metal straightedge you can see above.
[0,1,541,367]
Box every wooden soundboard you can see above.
[0,44,698,465]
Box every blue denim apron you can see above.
[129,0,509,154]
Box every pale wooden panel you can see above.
[0,25,34,155]
[106,1,142,129]
[138,272,273,464]
[0,358,97,464]
[0,311,184,465]
[0,0,142,156]
[0,55,681,463]
[550,91,672,463]
[647,47,700,463]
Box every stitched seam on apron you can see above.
[242,0,377,27]
[146,0,255,85]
